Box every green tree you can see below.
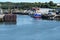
[49,1,54,6]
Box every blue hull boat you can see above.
[31,13,42,18]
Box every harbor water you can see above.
[0,15,60,40]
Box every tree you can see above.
[49,1,54,6]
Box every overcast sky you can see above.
[0,0,59,3]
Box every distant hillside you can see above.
[0,1,59,9]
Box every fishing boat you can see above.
[30,7,42,18]
[32,13,42,18]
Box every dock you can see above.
[0,14,16,22]
[42,14,60,20]
[3,14,16,22]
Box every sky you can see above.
[0,0,60,3]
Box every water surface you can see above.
[0,15,60,40]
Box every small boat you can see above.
[32,13,42,18]
[30,12,42,18]
[29,7,42,18]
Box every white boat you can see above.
[30,7,42,18]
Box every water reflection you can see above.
[0,22,16,25]
[4,22,16,25]
[32,17,60,22]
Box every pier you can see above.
[0,14,16,22]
